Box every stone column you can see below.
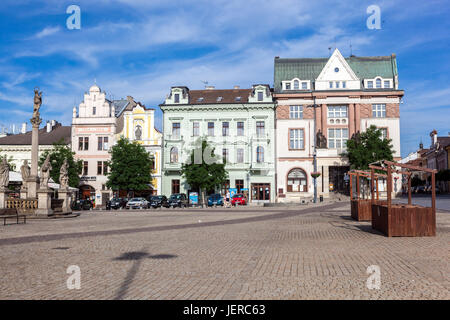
[0,187,8,209]
[36,188,53,216]
[58,188,72,213]
[27,119,41,199]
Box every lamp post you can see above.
[313,96,317,203]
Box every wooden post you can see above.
[376,177,379,200]
[349,173,353,201]
[370,169,375,205]
[408,175,412,205]
[356,173,360,200]
[431,172,436,215]
[387,166,392,209]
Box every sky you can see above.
[0,0,449,157]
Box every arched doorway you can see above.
[79,185,95,200]
[287,168,308,192]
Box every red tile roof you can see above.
[0,124,71,146]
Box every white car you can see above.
[126,197,149,209]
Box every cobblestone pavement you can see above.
[0,202,449,300]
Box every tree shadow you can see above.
[113,251,177,299]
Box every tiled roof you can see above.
[437,137,450,148]
[188,89,252,104]
[0,124,71,146]
[111,99,129,117]
[274,54,398,93]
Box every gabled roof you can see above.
[0,123,71,146]
[165,89,253,105]
[274,52,398,92]
[110,99,129,117]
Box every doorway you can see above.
[251,183,271,202]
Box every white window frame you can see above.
[328,128,348,149]
[289,105,303,119]
[289,129,304,150]
[372,104,386,118]
[328,105,348,118]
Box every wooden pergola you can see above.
[369,160,437,237]
[348,169,386,221]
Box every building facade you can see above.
[274,49,404,202]
[160,85,276,202]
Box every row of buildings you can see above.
[0,49,405,206]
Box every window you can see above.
[237,122,244,136]
[335,81,340,88]
[93,107,96,115]
[287,168,307,192]
[372,104,386,118]
[328,128,348,149]
[328,106,348,118]
[376,78,382,88]
[379,128,388,140]
[367,81,373,88]
[84,137,89,150]
[171,179,180,194]
[217,96,223,102]
[174,93,180,103]
[256,121,265,136]
[293,80,299,90]
[208,122,214,136]
[329,82,333,89]
[98,137,108,151]
[197,97,204,103]
[235,96,241,102]
[172,123,180,137]
[222,122,229,136]
[193,122,199,136]
[342,81,346,88]
[289,106,303,119]
[236,148,244,163]
[384,80,390,88]
[285,83,291,90]
[78,137,83,151]
[301,82,307,90]
[257,91,263,101]
[222,148,229,163]
[256,146,264,163]
[83,161,88,175]
[289,129,304,149]
[235,179,244,193]
[222,180,230,194]
[170,147,178,163]
[97,161,103,175]
[103,162,108,175]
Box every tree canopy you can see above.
[0,154,16,171]
[39,139,82,188]
[106,137,153,193]
[342,125,394,170]
[181,138,228,196]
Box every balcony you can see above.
[165,134,183,142]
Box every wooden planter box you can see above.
[371,204,436,237]
[351,199,372,221]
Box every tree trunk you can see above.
[201,189,206,208]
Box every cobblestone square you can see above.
[0,202,449,300]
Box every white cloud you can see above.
[34,26,60,39]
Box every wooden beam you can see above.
[384,160,437,173]
[432,172,436,215]
[371,168,375,205]
[408,175,412,205]
[356,172,360,200]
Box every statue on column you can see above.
[0,157,9,189]
[316,129,327,148]
[20,160,30,181]
[40,155,52,188]
[31,88,42,125]
[59,158,69,189]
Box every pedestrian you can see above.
[225,190,231,208]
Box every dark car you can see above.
[148,195,169,208]
[71,199,93,211]
[108,198,128,210]
[207,194,224,206]
[168,193,188,208]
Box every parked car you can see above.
[168,193,188,208]
[109,198,128,210]
[231,193,247,206]
[126,197,149,209]
[425,185,440,194]
[207,193,224,206]
[148,195,169,208]
[71,199,93,211]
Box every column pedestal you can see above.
[59,189,72,213]
[36,188,53,216]
[20,186,28,199]
[26,176,40,199]
[0,188,8,209]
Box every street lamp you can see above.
[312,97,318,203]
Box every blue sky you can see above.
[0,0,449,157]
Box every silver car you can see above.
[126,197,149,209]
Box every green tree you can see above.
[181,138,228,206]
[39,139,82,188]
[342,125,394,170]
[106,137,153,195]
[0,154,16,171]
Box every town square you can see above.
[0,0,449,304]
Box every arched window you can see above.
[135,125,142,140]
[256,146,264,163]
[287,168,307,192]
[293,80,299,90]
[170,147,178,163]
[376,78,382,88]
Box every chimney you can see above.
[233,85,240,89]
[51,120,56,128]
[21,123,27,134]
[430,129,437,146]
[46,121,51,133]
[205,86,215,90]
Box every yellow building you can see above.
[116,96,162,195]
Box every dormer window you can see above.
[257,91,263,101]
[293,80,299,90]
[367,81,373,88]
[335,81,340,88]
[235,96,241,102]
[285,83,291,90]
[217,96,223,102]
[174,93,180,103]
[384,80,390,88]
[376,78,382,88]
[329,82,333,89]
[301,82,307,90]
[342,81,346,88]
[197,97,204,103]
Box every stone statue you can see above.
[20,160,30,181]
[316,130,327,148]
[0,157,9,189]
[40,155,52,188]
[59,158,69,189]
[31,88,42,124]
